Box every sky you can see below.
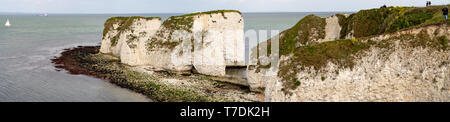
[0,0,449,13]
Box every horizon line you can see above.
[0,11,356,15]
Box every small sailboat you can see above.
[5,19,11,27]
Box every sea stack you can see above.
[100,10,245,77]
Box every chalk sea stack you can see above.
[100,10,245,77]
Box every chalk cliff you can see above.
[100,10,245,77]
[100,16,162,66]
[249,5,450,101]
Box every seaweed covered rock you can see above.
[267,24,449,101]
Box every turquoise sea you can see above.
[0,12,343,101]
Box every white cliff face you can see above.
[247,12,450,101]
[120,19,161,66]
[100,11,245,77]
[322,15,342,42]
[100,17,161,66]
[264,25,450,102]
[192,12,245,76]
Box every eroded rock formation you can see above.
[100,10,245,77]
[249,6,450,101]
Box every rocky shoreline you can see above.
[51,46,263,102]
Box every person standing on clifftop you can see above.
[426,1,431,7]
[381,5,389,14]
[443,7,448,20]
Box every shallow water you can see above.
[0,12,341,102]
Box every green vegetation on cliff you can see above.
[77,52,254,102]
[146,10,242,51]
[253,5,450,93]
[339,5,450,38]
[252,15,326,73]
[279,15,327,55]
[178,10,242,18]
[103,16,161,46]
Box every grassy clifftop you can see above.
[261,5,450,59]
[176,10,242,17]
[146,10,242,51]
[256,5,450,92]
[279,15,327,55]
[103,16,161,46]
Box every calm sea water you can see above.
[0,12,341,102]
